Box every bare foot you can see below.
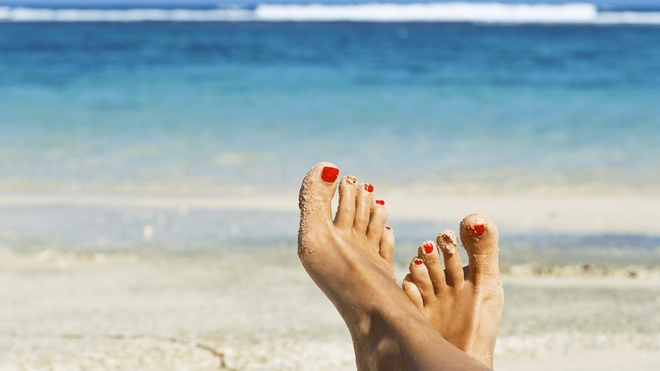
[299,163,492,371]
[298,162,403,370]
[402,213,504,368]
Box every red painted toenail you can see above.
[385,226,391,230]
[413,258,424,266]
[465,224,486,237]
[423,243,434,254]
[375,199,385,205]
[321,166,339,183]
[364,183,374,193]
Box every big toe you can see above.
[459,213,500,284]
[299,162,340,227]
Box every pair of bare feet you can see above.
[298,162,504,370]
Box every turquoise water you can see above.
[2,23,660,193]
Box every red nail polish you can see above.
[413,258,424,266]
[375,199,385,205]
[364,183,374,193]
[385,226,391,230]
[321,166,339,183]
[423,243,434,254]
[466,224,486,237]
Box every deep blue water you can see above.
[1,22,660,193]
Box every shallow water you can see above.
[2,203,660,269]
[1,22,660,194]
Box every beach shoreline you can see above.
[2,192,660,235]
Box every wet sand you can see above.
[2,193,659,235]
[1,246,659,371]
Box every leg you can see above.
[403,214,504,368]
[298,163,490,371]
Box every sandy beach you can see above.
[1,192,660,370]
[1,243,659,371]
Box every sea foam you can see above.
[0,3,660,24]
[255,3,599,23]
[0,7,252,22]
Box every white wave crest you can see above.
[0,7,253,22]
[0,3,660,25]
[255,3,598,23]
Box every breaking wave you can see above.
[0,3,659,24]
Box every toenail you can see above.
[413,258,424,266]
[385,226,391,230]
[375,199,385,205]
[364,183,374,192]
[465,224,486,237]
[423,243,434,254]
[321,166,340,183]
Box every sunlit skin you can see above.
[403,215,504,368]
[298,162,502,370]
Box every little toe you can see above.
[353,183,375,234]
[459,213,500,286]
[378,226,395,264]
[299,162,340,224]
[402,274,424,310]
[436,230,465,287]
[366,199,388,243]
[334,175,358,230]
[409,257,435,304]
[417,241,447,289]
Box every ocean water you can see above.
[2,21,660,191]
[1,4,660,254]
